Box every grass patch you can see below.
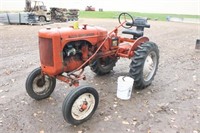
[79,11,200,21]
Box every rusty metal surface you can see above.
[50,7,79,22]
[39,37,54,66]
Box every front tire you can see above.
[129,42,159,89]
[62,85,99,125]
[25,67,56,100]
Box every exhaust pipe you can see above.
[195,39,200,50]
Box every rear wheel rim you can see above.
[143,51,157,81]
[71,93,95,120]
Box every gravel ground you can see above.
[0,19,200,133]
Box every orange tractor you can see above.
[26,13,159,125]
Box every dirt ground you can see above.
[0,19,200,133]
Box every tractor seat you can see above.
[122,17,150,39]
[122,30,143,38]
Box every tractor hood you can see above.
[39,25,108,45]
[59,26,108,38]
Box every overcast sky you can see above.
[0,0,199,15]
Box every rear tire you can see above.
[90,57,117,75]
[129,42,159,89]
[62,85,99,125]
[25,67,56,100]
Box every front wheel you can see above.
[129,42,159,89]
[25,67,56,100]
[62,85,99,125]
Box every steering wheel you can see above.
[118,12,134,29]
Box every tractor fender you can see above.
[128,36,149,57]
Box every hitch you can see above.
[56,69,86,87]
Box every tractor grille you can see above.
[39,37,54,66]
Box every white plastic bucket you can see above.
[117,76,134,100]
